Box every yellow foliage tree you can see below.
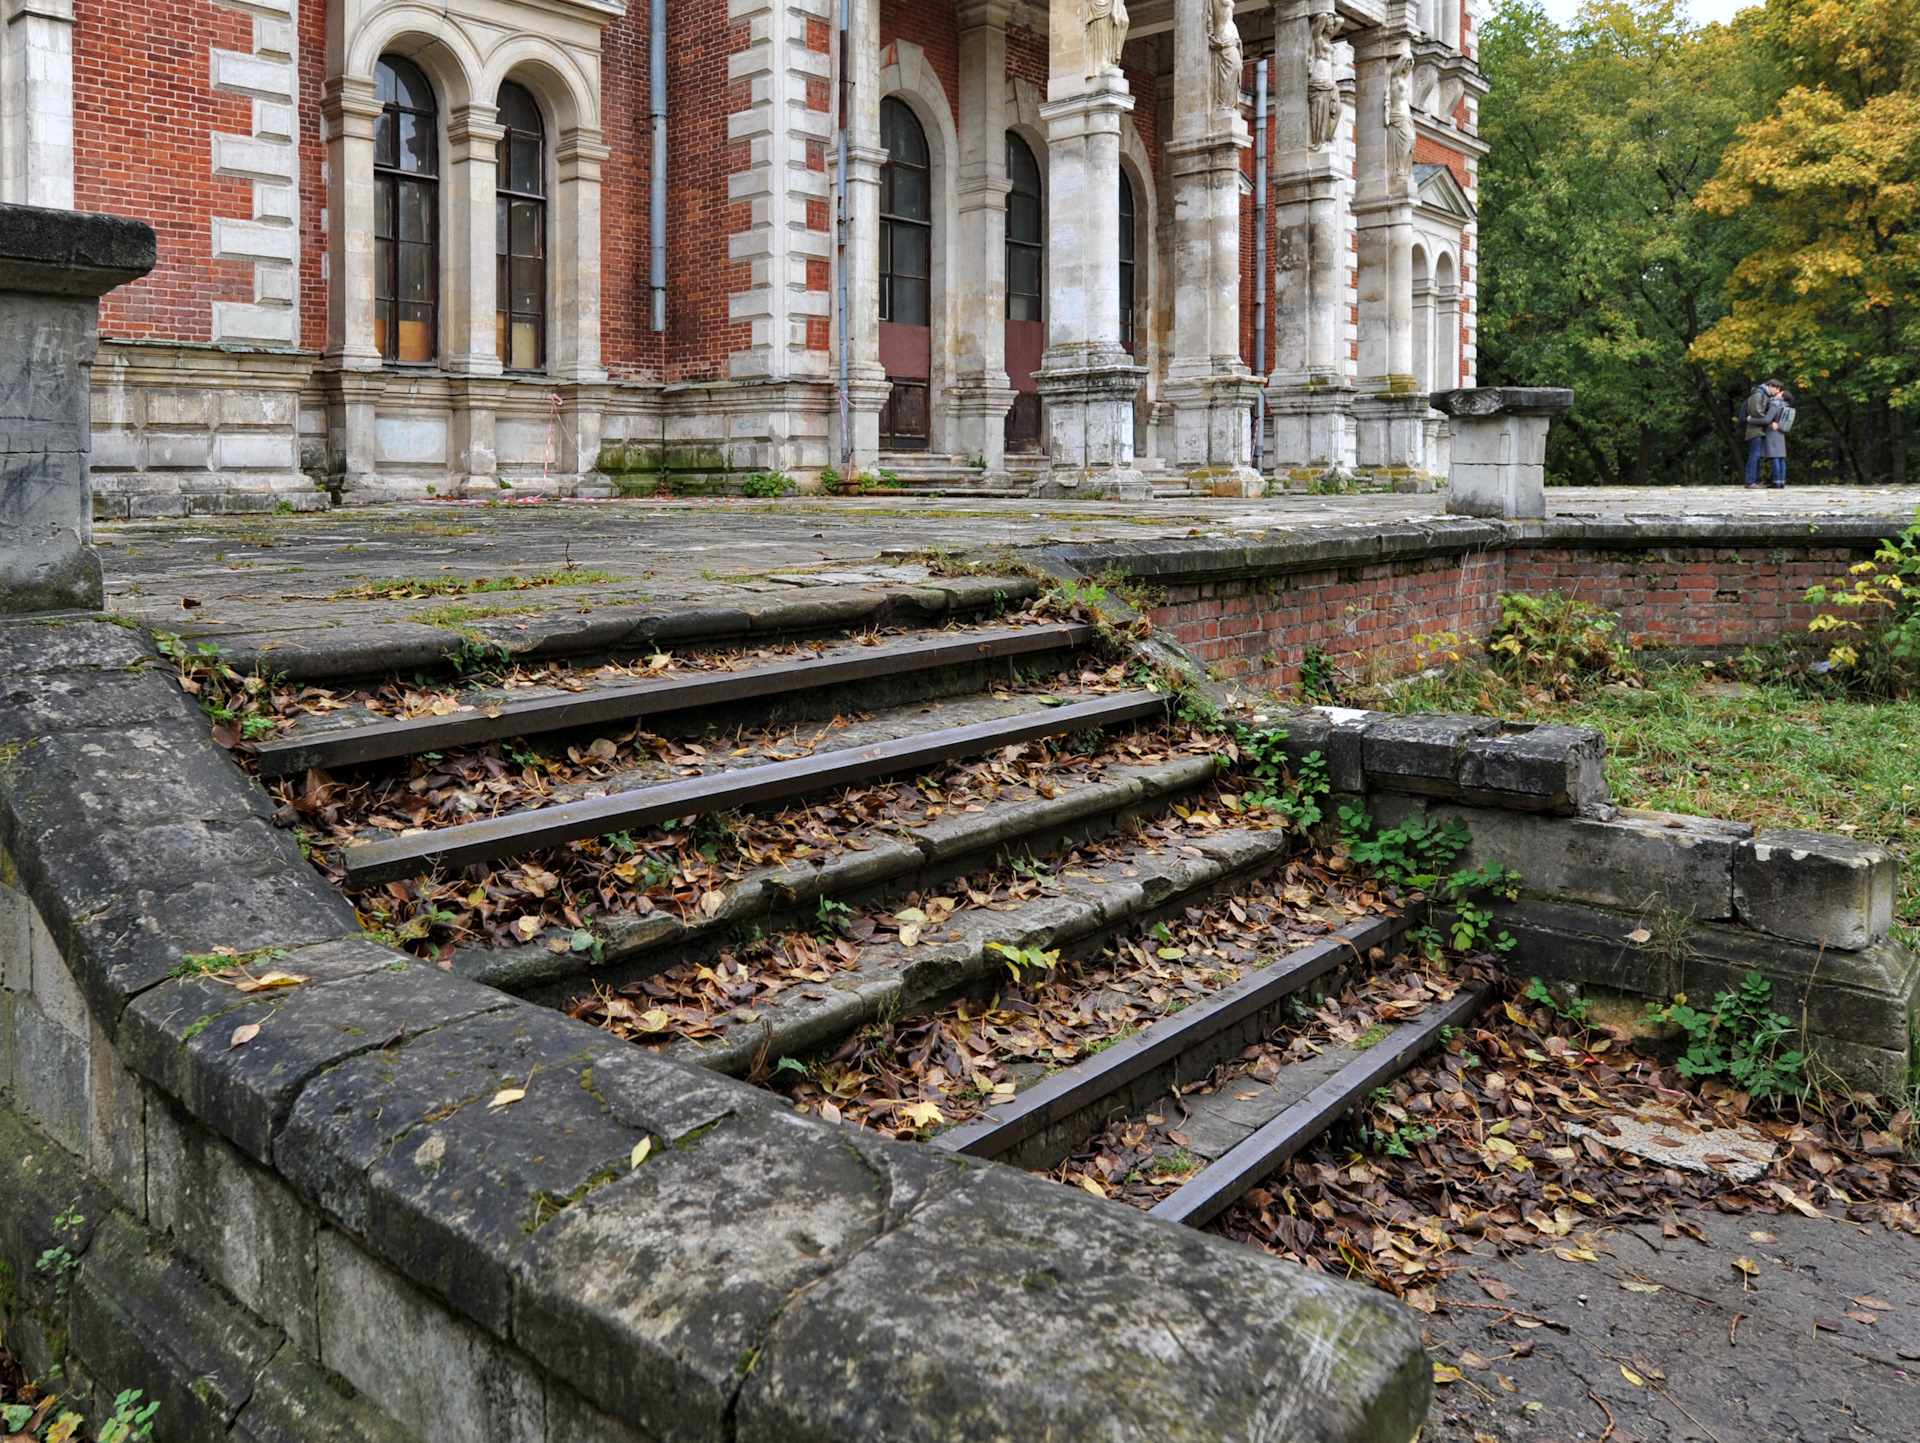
[1690,0,1920,482]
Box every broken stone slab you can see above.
[1458,723,1609,814]
[1431,386,1575,522]
[1734,828,1896,950]
[1567,1111,1775,1183]
[1362,712,1502,796]
[735,1157,1432,1443]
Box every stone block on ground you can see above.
[1361,712,1500,796]
[1458,723,1608,814]
[1733,828,1896,950]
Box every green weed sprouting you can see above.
[1643,971,1808,1101]
[1805,506,1920,696]
[1338,805,1521,957]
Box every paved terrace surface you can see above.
[95,486,1920,640]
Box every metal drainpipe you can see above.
[1253,58,1267,476]
[650,0,667,331]
[835,0,851,471]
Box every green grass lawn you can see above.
[1366,663,1920,933]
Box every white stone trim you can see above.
[208,0,299,347]
[1,0,74,208]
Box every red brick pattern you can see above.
[881,0,959,126]
[76,0,256,341]
[298,0,326,351]
[1413,134,1469,192]
[1150,547,1866,691]
[1005,23,1046,87]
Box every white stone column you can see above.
[1031,0,1146,499]
[1268,0,1350,480]
[835,0,886,470]
[444,106,508,377]
[1164,0,1261,495]
[1,0,74,209]
[1351,23,1425,478]
[319,76,385,495]
[949,0,1016,471]
[550,129,610,384]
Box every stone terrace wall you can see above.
[1040,515,1906,690]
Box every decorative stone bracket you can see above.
[1432,385,1574,519]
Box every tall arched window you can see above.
[496,82,546,371]
[374,56,439,364]
[878,97,931,448]
[1118,169,1137,354]
[1004,131,1044,453]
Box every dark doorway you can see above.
[879,97,932,449]
[1118,168,1136,356]
[1004,131,1044,454]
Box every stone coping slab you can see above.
[0,620,1435,1439]
[0,202,156,297]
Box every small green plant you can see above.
[98,1390,160,1443]
[988,941,1059,981]
[1486,591,1633,692]
[36,1202,84,1303]
[1643,971,1808,1100]
[272,498,295,515]
[1805,505,1920,695]
[740,471,792,499]
[1010,855,1051,882]
[1237,732,1329,830]
[1338,807,1519,956]
[1047,577,1110,612]
[1299,646,1340,702]
[449,636,511,676]
[815,896,853,939]
[1524,977,1593,1026]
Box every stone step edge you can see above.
[662,824,1300,1078]
[184,574,1046,683]
[453,754,1224,995]
[935,910,1412,1163]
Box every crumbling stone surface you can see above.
[1735,827,1897,950]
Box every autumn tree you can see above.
[1477,0,1766,485]
[1690,0,1920,484]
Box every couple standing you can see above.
[1741,379,1794,488]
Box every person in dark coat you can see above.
[1761,388,1791,487]
[1741,379,1785,488]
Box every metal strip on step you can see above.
[341,690,1168,888]
[256,623,1095,777]
[934,913,1409,1160]
[1146,981,1488,1229]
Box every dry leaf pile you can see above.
[673,854,1409,1141]
[1045,952,1480,1208]
[1198,979,1920,1306]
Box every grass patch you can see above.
[332,566,624,600]
[413,601,546,630]
[1372,659,1920,930]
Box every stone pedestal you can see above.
[0,202,154,614]
[1033,353,1149,497]
[1432,386,1573,518]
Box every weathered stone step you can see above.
[660,822,1300,1076]
[1149,982,1489,1228]
[933,912,1410,1172]
[256,622,1092,775]
[456,753,1222,999]
[341,690,1169,887]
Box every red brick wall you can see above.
[1148,547,1866,691]
[880,0,959,126]
[600,9,662,379]
[298,0,325,351]
[1413,134,1469,191]
[1006,22,1046,87]
[76,0,256,342]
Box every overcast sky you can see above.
[1534,0,1757,24]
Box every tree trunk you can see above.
[1634,423,1655,486]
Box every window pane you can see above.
[398,305,434,363]
[375,234,394,300]
[497,197,508,254]
[511,136,542,194]
[374,303,391,359]
[889,223,928,280]
[1009,192,1040,245]
[399,242,430,302]
[511,256,541,313]
[1009,292,1039,322]
[510,199,540,257]
[882,98,927,166]
[889,166,927,222]
[497,82,541,136]
[376,181,395,240]
[893,276,928,326]
[375,111,396,169]
[1006,132,1039,195]
[399,179,432,243]
[511,319,538,370]
[496,310,508,363]
[1008,245,1040,300]
[400,111,434,174]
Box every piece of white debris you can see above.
[1569,1111,1776,1183]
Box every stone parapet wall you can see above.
[0,615,1433,1443]
[1039,514,1909,689]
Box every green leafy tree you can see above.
[1478,0,1766,484]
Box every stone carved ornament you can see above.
[1307,11,1343,149]
[1387,49,1415,179]
[1208,0,1244,114]
[1085,0,1131,77]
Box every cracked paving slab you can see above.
[1419,1206,1920,1441]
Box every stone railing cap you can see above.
[0,203,157,298]
[1429,386,1575,418]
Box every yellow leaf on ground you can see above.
[227,1023,260,1050]
[630,1137,652,1170]
[898,923,922,948]
[1621,1281,1663,1294]
[488,1087,526,1109]
[899,1100,944,1128]
[233,970,310,992]
[1621,1365,1644,1386]
[1732,1256,1759,1276]
[1081,1178,1107,1198]
[701,890,726,917]
[1432,1363,1462,1385]
[636,1008,671,1032]
[1767,1181,1824,1218]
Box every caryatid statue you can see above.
[1085,0,1131,77]
[1386,48,1415,178]
[1307,12,1343,149]
[1208,0,1244,115]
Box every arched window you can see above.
[879,97,931,448]
[879,98,930,326]
[496,82,546,370]
[1118,169,1137,354]
[1005,133,1041,323]
[374,56,439,364]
